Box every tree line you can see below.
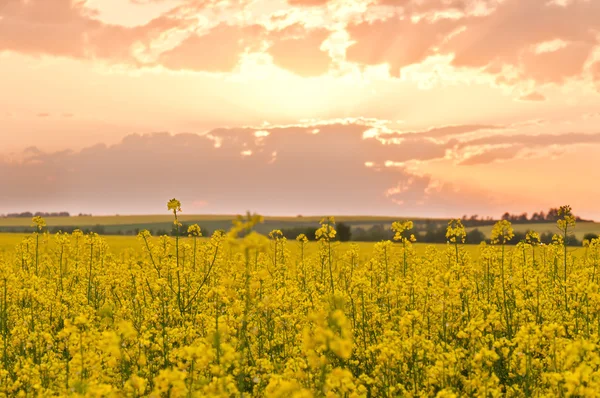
[0,212,97,218]
[0,211,72,218]
[460,207,589,226]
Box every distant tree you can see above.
[546,208,560,221]
[512,231,527,243]
[421,228,447,243]
[282,227,317,240]
[336,222,352,242]
[466,229,486,244]
[584,233,599,241]
[350,224,392,241]
[91,225,105,234]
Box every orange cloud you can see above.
[286,0,330,5]
[443,0,600,83]
[0,124,493,216]
[0,0,186,62]
[2,121,600,217]
[158,23,265,72]
[517,92,546,102]
[377,0,470,13]
[3,0,598,84]
[268,25,332,77]
[346,15,460,76]
[458,145,524,166]
[592,62,600,81]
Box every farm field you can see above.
[0,233,485,259]
[0,215,404,235]
[0,207,597,396]
[467,221,600,241]
[0,215,407,227]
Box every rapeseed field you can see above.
[0,202,598,397]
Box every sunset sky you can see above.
[1,0,600,219]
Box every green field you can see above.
[0,214,406,227]
[0,214,408,235]
[2,215,599,243]
[467,221,600,240]
[0,232,453,255]
[0,233,585,262]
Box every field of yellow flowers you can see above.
[0,201,599,397]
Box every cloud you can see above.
[517,92,546,102]
[267,24,333,77]
[158,22,335,76]
[0,123,495,216]
[592,61,600,81]
[337,0,600,84]
[398,124,500,139]
[346,15,460,76]
[2,120,599,216]
[158,23,265,72]
[375,0,483,14]
[2,0,598,83]
[458,145,523,166]
[286,0,330,6]
[0,0,186,62]
[459,132,600,149]
[442,0,600,83]
[454,132,600,164]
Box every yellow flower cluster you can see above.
[1,208,600,396]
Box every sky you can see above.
[1,0,600,219]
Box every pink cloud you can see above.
[377,0,468,12]
[592,62,600,81]
[517,92,546,102]
[520,42,592,84]
[2,0,598,84]
[268,25,332,77]
[458,145,524,166]
[443,0,600,83]
[158,24,265,72]
[3,121,598,216]
[346,15,459,76]
[0,0,187,62]
[0,124,489,216]
[286,0,330,6]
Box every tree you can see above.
[466,229,486,244]
[336,222,352,242]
